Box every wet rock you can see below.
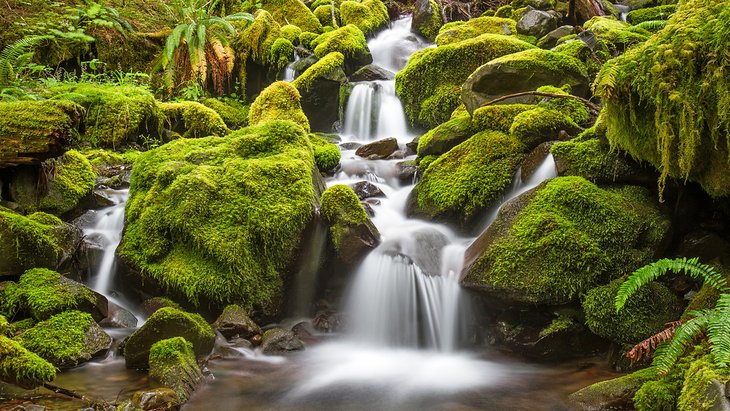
[91,190,116,208]
[355,137,399,159]
[350,64,395,81]
[299,66,347,132]
[406,137,419,154]
[571,0,616,23]
[212,305,261,340]
[291,321,317,344]
[567,367,656,410]
[516,8,559,38]
[313,310,342,333]
[261,328,304,353]
[349,181,386,200]
[321,185,381,264]
[362,202,375,217]
[521,141,555,181]
[118,388,181,411]
[387,150,407,160]
[340,142,362,150]
[139,297,183,318]
[100,301,138,328]
[149,337,204,403]
[338,219,381,263]
[395,160,417,184]
[537,25,575,49]
[123,307,216,369]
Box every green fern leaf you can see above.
[653,312,711,375]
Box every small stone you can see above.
[349,181,386,200]
[355,137,399,159]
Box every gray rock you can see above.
[349,181,386,200]
[537,25,575,49]
[261,328,304,353]
[350,64,395,82]
[516,8,559,38]
[212,305,261,340]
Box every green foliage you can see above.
[292,52,344,91]
[160,101,230,138]
[309,133,341,172]
[234,9,282,66]
[311,24,368,59]
[261,0,322,33]
[594,0,730,197]
[416,113,477,159]
[395,33,534,128]
[0,335,56,389]
[10,268,97,321]
[299,31,319,48]
[538,315,575,338]
[248,81,310,132]
[16,310,98,368]
[339,0,388,35]
[435,16,516,45]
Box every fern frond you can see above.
[593,61,620,99]
[708,294,730,367]
[626,320,683,363]
[0,35,53,62]
[653,312,711,375]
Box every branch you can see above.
[478,91,602,115]
[43,382,89,401]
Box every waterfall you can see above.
[343,83,375,140]
[83,189,128,294]
[283,53,301,82]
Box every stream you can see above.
[2,16,621,411]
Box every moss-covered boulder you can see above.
[149,337,203,403]
[117,388,181,411]
[411,0,443,41]
[416,113,477,159]
[0,100,84,167]
[395,34,534,128]
[314,5,341,28]
[0,210,81,277]
[123,307,215,370]
[200,98,250,130]
[16,310,111,368]
[508,107,580,150]
[309,133,341,172]
[595,0,729,197]
[462,177,670,305]
[0,335,56,389]
[568,367,657,410]
[261,0,322,33]
[320,184,380,264]
[160,102,230,138]
[408,130,524,228]
[583,278,682,344]
[310,25,372,74]
[461,48,589,114]
[626,5,676,25]
[292,52,347,132]
[212,304,262,340]
[233,10,284,97]
[3,268,107,322]
[340,0,389,35]
[249,81,310,132]
[435,17,517,46]
[584,16,649,48]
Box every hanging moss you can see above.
[234,9,282,66]
[463,177,670,305]
[339,0,388,35]
[260,0,322,32]
[435,16,517,45]
[248,81,310,132]
[280,24,303,44]
[395,33,534,128]
[292,52,344,91]
[626,5,676,25]
[0,335,56,389]
[309,133,341,172]
[410,130,524,226]
[311,24,368,59]
[595,0,730,198]
[201,98,250,130]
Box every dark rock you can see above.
[338,219,380,263]
[313,310,342,332]
[350,64,395,82]
[100,301,138,328]
[118,388,181,411]
[411,0,441,40]
[567,367,656,411]
[521,141,555,181]
[212,305,261,340]
[291,321,317,344]
[395,160,417,184]
[537,25,575,49]
[261,328,304,353]
[678,232,730,267]
[349,181,386,200]
[300,67,348,132]
[405,137,418,155]
[364,198,381,206]
[139,297,183,318]
[570,0,616,23]
[387,150,407,160]
[362,202,375,217]
[527,0,555,9]
[517,8,559,38]
[355,137,399,159]
[91,190,116,208]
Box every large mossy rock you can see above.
[411,0,443,41]
[320,184,380,264]
[395,34,535,128]
[408,130,524,228]
[292,52,347,132]
[462,177,670,305]
[340,0,389,35]
[149,337,204,403]
[159,101,230,138]
[310,25,372,75]
[119,82,321,315]
[461,48,589,114]
[261,0,322,32]
[123,307,215,370]
[0,100,83,167]
[0,211,81,277]
[436,17,517,46]
[568,367,657,410]
[595,0,730,197]
[16,310,112,369]
[0,335,56,389]
[2,268,107,322]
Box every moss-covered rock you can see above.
[676,354,729,411]
[261,327,304,352]
[461,48,589,114]
[6,268,107,322]
[582,278,682,344]
[0,210,81,278]
[408,130,524,227]
[149,337,203,403]
[270,37,296,70]
[160,102,230,138]
[508,107,579,150]
[249,81,310,132]
[119,117,319,314]
[261,0,322,32]
[471,103,534,133]
[568,367,657,410]
[0,100,84,167]
[280,24,303,44]
[462,177,670,305]
[201,98,250,130]
[16,310,111,368]
[292,52,345,92]
[435,16,517,45]
[123,307,215,370]
[411,0,443,41]
[309,133,341,172]
[594,0,729,198]
[320,184,380,263]
[584,16,649,48]
[416,113,477,159]
[396,34,535,128]
[0,335,56,389]
[626,4,676,24]
[340,0,389,35]
[310,25,372,74]
[313,5,341,28]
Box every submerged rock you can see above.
[118,388,181,411]
[261,328,304,353]
[212,305,261,340]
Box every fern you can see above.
[652,311,710,375]
[707,294,730,367]
[0,35,53,63]
[615,257,729,312]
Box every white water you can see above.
[83,189,128,294]
[283,53,301,82]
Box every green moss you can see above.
[471,104,533,133]
[201,98,250,130]
[0,100,84,165]
[535,85,589,124]
[413,0,443,41]
[149,337,202,403]
[418,154,439,172]
[0,315,8,337]
[595,0,729,197]
[0,335,56,389]
[82,149,140,171]
[311,24,368,59]
[677,354,729,410]
[634,379,677,410]
[8,319,35,336]
[11,268,98,321]
[16,310,103,368]
[160,102,230,139]
[412,130,524,225]
[35,150,96,215]
[416,113,476,159]
[538,315,574,338]
[583,278,682,344]
[435,16,516,45]
[280,24,303,44]
[320,184,368,251]
[270,37,296,70]
[292,52,345,91]
[249,81,310,132]
[340,0,388,35]
[682,284,719,319]
[495,5,514,18]
[300,31,320,49]
[44,83,163,149]
[570,367,657,408]
[465,177,670,304]
[584,16,649,47]
[626,5,676,25]
[551,138,639,183]
[395,33,535,128]
[309,133,341,172]
[261,0,322,32]
[235,9,282,66]
[509,107,578,150]
[314,5,342,28]
[119,120,317,313]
